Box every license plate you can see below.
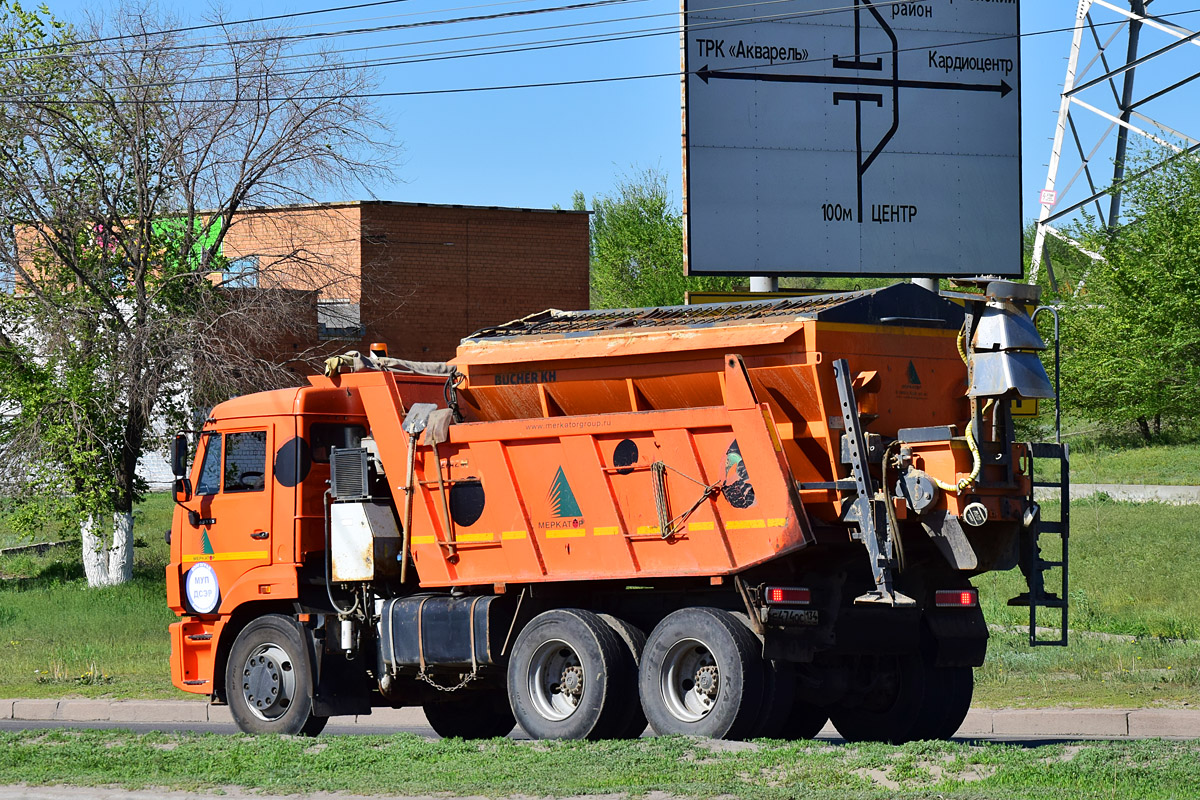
[764,607,819,627]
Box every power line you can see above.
[0,0,420,56]
[0,0,910,91]
[160,0,803,72]
[3,5,1199,104]
[7,0,652,63]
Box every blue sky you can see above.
[41,1,1200,230]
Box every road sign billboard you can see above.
[682,0,1022,277]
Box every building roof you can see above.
[230,199,590,216]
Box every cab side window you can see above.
[224,431,268,493]
[196,433,222,496]
[309,424,367,463]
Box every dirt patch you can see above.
[691,737,760,754]
[854,768,900,790]
[853,759,998,790]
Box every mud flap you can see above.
[919,510,979,571]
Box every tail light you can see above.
[935,589,978,608]
[765,586,811,605]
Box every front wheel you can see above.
[639,607,764,740]
[225,615,327,736]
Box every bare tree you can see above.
[0,2,396,586]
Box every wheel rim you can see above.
[527,638,584,721]
[241,643,296,722]
[660,638,720,723]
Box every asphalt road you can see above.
[5,698,1199,739]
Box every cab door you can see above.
[182,425,275,612]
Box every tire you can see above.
[507,608,634,740]
[829,654,927,744]
[751,660,797,739]
[923,666,974,740]
[225,614,327,736]
[639,607,765,740]
[776,700,830,740]
[597,614,648,739]
[424,690,517,739]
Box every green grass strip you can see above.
[0,731,1199,799]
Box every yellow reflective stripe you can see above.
[411,535,436,545]
[502,530,527,540]
[456,532,495,543]
[183,551,268,563]
[545,529,586,539]
[687,521,715,532]
[768,518,787,527]
[593,526,620,536]
[636,525,662,536]
[726,519,766,530]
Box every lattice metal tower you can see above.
[1030,0,1200,286]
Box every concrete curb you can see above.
[1044,483,1200,505]
[3,700,1199,738]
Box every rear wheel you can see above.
[829,654,926,744]
[597,614,648,739]
[225,615,327,736]
[922,666,974,740]
[829,654,972,743]
[424,690,516,739]
[507,609,634,740]
[752,660,796,739]
[776,699,830,740]
[639,607,764,740]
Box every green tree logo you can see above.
[548,467,582,518]
[906,361,922,386]
[201,529,215,556]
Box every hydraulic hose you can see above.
[931,400,992,494]
[881,441,906,573]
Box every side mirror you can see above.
[170,434,189,479]
[173,477,193,504]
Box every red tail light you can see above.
[765,586,811,605]
[935,589,978,608]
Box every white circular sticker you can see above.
[185,562,220,614]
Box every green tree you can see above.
[0,4,393,586]
[1059,147,1200,440]
[584,169,735,308]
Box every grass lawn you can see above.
[1069,442,1200,486]
[2,495,1200,707]
[0,494,178,699]
[2,731,1199,799]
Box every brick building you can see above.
[219,201,591,363]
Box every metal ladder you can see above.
[1026,441,1070,647]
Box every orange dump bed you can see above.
[310,284,982,589]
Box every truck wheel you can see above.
[225,615,327,736]
[424,691,516,739]
[828,654,926,744]
[751,660,796,738]
[777,700,830,740]
[597,614,649,738]
[507,609,633,740]
[760,662,829,740]
[639,607,764,740]
[924,666,974,740]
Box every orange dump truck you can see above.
[166,281,1068,742]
